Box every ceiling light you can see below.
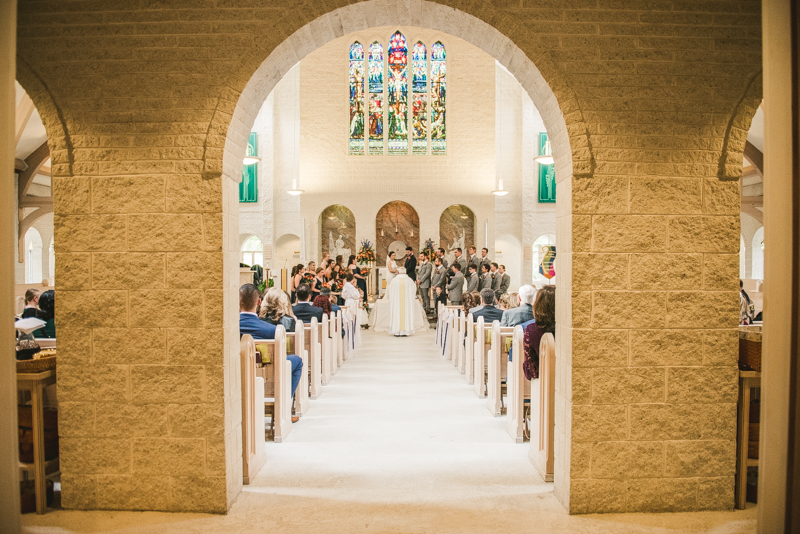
[243,155,261,165]
[286,179,304,196]
[492,179,509,197]
[535,136,553,165]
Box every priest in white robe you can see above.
[387,267,418,336]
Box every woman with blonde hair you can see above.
[259,287,296,332]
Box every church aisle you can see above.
[22,328,757,533]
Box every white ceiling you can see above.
[15,80,47,162]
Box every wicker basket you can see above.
[738,338,761,372]
[16,355,56,373]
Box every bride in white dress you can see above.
[385,251,399,289]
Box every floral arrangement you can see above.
[356,239,376,264]
[422,238,437,261]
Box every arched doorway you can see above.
[241,235,264,267]
[439,204,474,268]
[23,227,43,284]
[275,233,301,271]
[320,205,356,262]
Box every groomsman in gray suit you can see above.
[491,262,503,298]
[466,263,479,292]
[479,248,492,273]
[452,248,468,276]
[417,252,433,312]
[467,246,478,268]
[480,264,493,290]
[447,263,465,304]
[437,248,449,270]
[432,257,447,314]
[498,265,511,296]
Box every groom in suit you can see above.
[417,252,432,312]
[403,246,417,283]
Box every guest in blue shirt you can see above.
[240,284,303,420]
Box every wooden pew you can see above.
[505,325,529,443]
[451,309,462,369]
[286,321,308,417]
[343,302,359,359]
[529,332,555,482]
[465,314,475,385]
[240,335,266,484]
[435,302,444,348]
[456,311,467,374]
[303,318,322,399]
[254,325,293,443]
[487,322,515,416]
[335,310,344,368]
[321,314,332,385]
[440,310,454,360]
[472,317,494,399]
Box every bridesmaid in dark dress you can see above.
[349,254,367,299]
[312,268,325,300]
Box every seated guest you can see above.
[33,290,56,338]
[498,293,512,311]
[260,288,296,332]
[523,285,555,380]
[22,289,40,318]
[468,291,483,314]
[293,284,324,324]
[462,292,476,318]
[240,284,303,420]
[472,288,504,323]
[506,292,519,309]
[501,285,536,327]
[313,290,333,317]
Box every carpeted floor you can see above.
[22,328,757,533]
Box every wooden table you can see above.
[17,368,57,514]
[735,369,760,510]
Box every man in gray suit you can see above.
[479,264,493,290]
[491,262,503,298]
[498,264,511,296]
[447,262,465,305]
[453,248,467,275]
[466,263,479,293]
[479,247,492,273]
[431,257,447,313]
[437,247,448,270]
[501,284,535,326]
[467,246,478,269]
[417,252,433,312]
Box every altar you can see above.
[367,297,430,333]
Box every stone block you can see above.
[60,474,97,510]
[93,328,166,364]
[97,475,171,511]
[58,364,129,402]
[592,367,665,404]
[53,177,91,215]
[167,175,223,212]
[697,476,735,510]
[593,215,668,252]
[204,290,225,327]
[171,476,228,513]
[206,438,226,476]
[572,329,628,367]
[166,252,222,289]
[626,478,699,512]
[572,176,629,214]
[592,291,665,328]
[630,329,702,366]
[703,329,739,365]
[94,403,169,438]
[56,253,91,289]
[571,441,591,479]
[91,176,166,213]
[629,253,702,290]
[703,179,740,214]
[667,366,738,403]
[591,441,664,479]
[571,253,628,290]
[629,404,702,441]
[665,440,736,477]
[55,325,92,365]
[131,438,205,476]
[54,215,127,252]
[168,328,225,365]
[666,291,739,328]
[630,177,702,214]
[572,291,592,328]
[570,479,626,514]
[572,405,627,442]
[130,289,203,327]
[58,290,127,327]
[703,254,739,290]
[58,402,95,437]
[93,253,166,289]
[169,402,224,439]
[131,365,206,404]
[701,403,737,440]
[668,216,739,253]
[60,437,131,474]
[572,368,592,405]
[203,213,224,251]
[128,214,203,252]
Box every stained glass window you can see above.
[368,42,384,155]
[430,41,446,155]
[411,42,428,155]
[349,42,365,156]
[387,32,408,155]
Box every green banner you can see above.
[537,132,555,203]
[240,132,258,203]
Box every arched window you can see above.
[24,227,43,284]
[241,235,264,268]
[739,235,746,279]
[752,227,764,280]
[352,34,446,156]
[532,234,556,284]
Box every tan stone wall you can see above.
[16,0,761,514]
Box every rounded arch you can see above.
[439,204,475,267]
[219,0,583,185]
[320,204,356,261]
[275,233,301,271]
[240,234,264,267]
[24,227,43,284]
[375,201,419,260]
[717,71,763,181]
[752,227,764,280]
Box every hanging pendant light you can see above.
[243,132,260,165]
[286,179,304,196]
[534,136,554,165]
[492,179,509,196]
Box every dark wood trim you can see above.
[745,140,764,177]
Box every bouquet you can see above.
[356,239,376,264]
